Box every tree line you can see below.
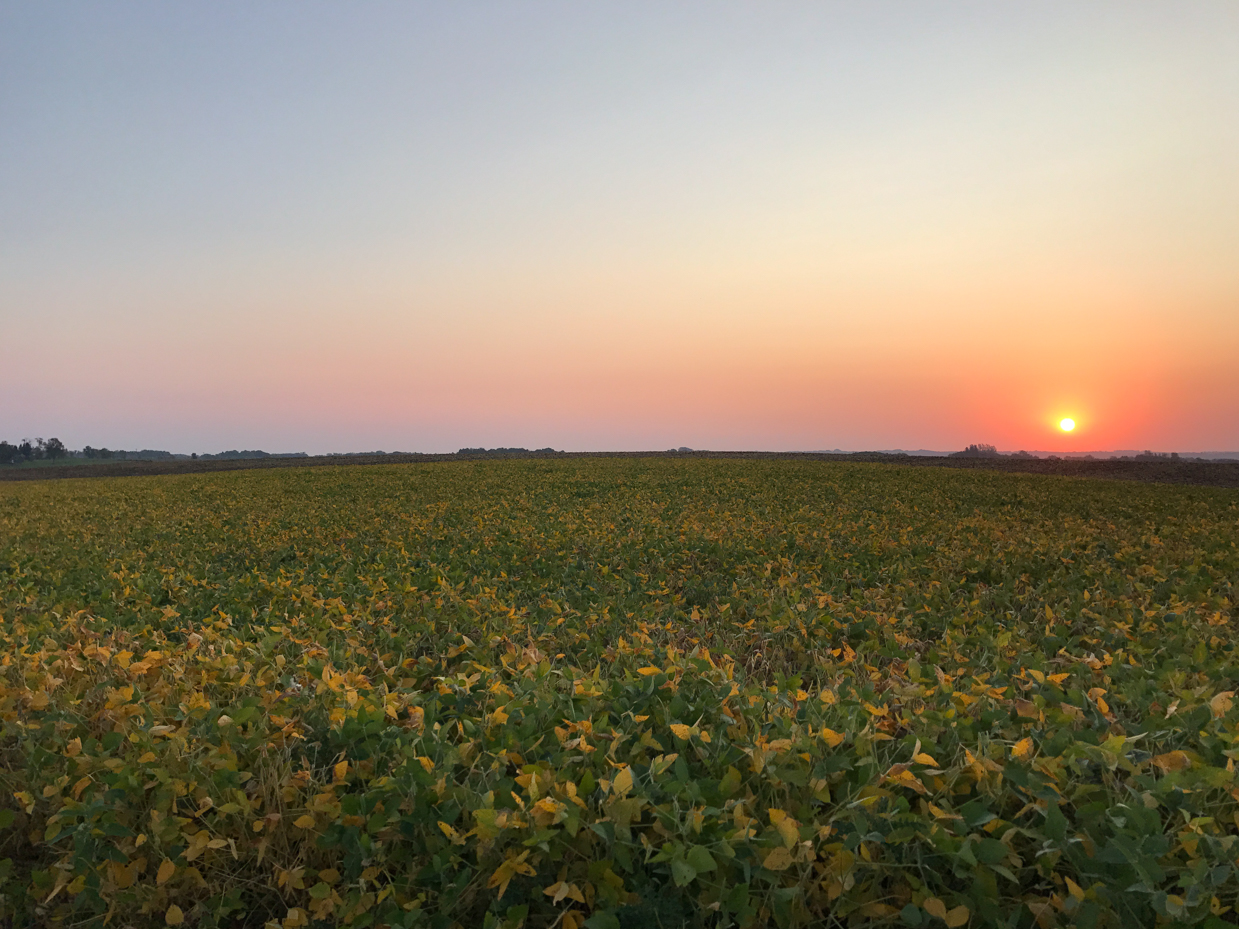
[0,437,68,465]
[0,438,141,465]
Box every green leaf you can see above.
[671,855,697,887]
[726,882,751,913]
[1045,802,1068,841]
[584,913,621,929]
[685,846,716,873]
[976,838,1008,864]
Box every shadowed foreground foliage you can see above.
[1,459,1237,928]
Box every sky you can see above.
[3,2,1237,455]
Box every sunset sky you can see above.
[3,2,1237,454]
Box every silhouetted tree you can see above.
[44,438,66,461]
[949,444,1000,458]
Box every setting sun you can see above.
[1059,418,1076,432]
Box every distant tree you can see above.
[18,440,34,461]
[0,441,17,465]
[950,444,1000,458]
[44,438,67,461]
[191,453,198,460]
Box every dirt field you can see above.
[3,449,1238,487]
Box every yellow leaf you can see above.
[863,702,888,717]
[333,760,349,783]
[885,767,928,794]
[1211,691,1234,717]
[669,724,692,740]
[768,809,800,847]
[820,727,846,748]
[157,860,176,885]
[945,904,970,927]
[1066,877,1085,901]
[924,897,947,920]
[217,715,232,728]
[611,766,634,798]
[544,880,584,904]
[138,752,158,764]
[859,902,900,917]
[762,846,795,871]
[294,814,316,829]
[637,666,662,676]
[1011,738,1034,761]
[1152,751,1191,773]
[563,913,583,929]
[487,850,536,899]
[65,737,82,757]
[912,752,939,766]
[438,821,464,844]
[165,904,185,926]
